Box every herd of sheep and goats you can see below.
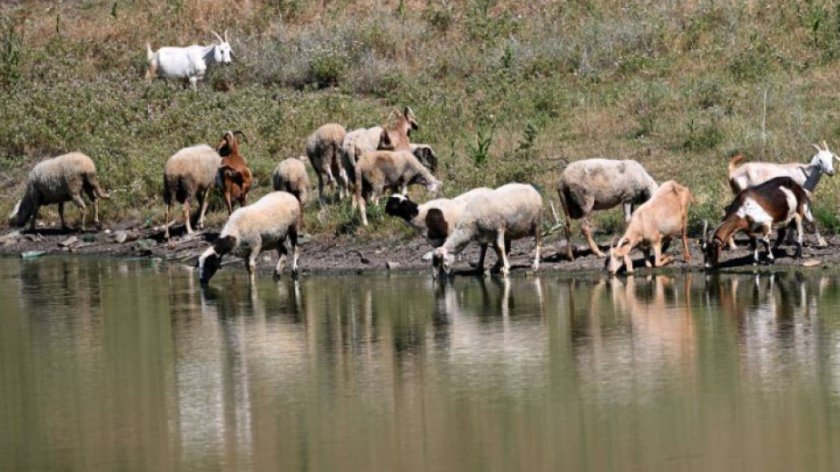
[5,32,839,285]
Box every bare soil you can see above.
[2,222,840,276]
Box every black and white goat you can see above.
[702,177,814,268]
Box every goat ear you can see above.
[211,30,224,43]
[379,129,392,148]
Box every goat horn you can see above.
[812,143,822,153]
[224,29,229,42]
[210,30,224,43]
[233,130,248,143]
[823,139,829,150]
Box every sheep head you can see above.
[210,30,233,64]
[198,235,236,284]
[385,194,419,222]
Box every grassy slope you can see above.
[3,0,840,240]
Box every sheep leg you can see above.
[317,173,326,205]
[71,195,87,231]
[183,199,193,235]
[532,227,541,272]
[681,218,691,263]
[642,248,652,268]
[58,202,68,231]
[563,214,574,261]
[623,202,633,224]
[29,206,39,232]
[164,201,172,239]
[358,195,368,226]
[496,230,510,276]
[245,243,261,285]
[274,243,288,279]
[197,188,211,230]
[749,236,759,265]
[581,218,604,258]
[290,227,299,277]
[92,197,100,230]
[476,243,488,275]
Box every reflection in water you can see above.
[3,258,840,470]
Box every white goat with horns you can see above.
[146,30,233,89]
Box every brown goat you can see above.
[607,180,692,275]
[377,107,419,153]
[216,130,252,214]
[702,176,813,267]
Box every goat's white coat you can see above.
[146,32,232,89]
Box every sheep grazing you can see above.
[146,30,233,90]
[305,123,348,203]
[557,158,658,260]
[432,183,543,277]
[727,141,837,246]
[340,107,421,184]
[385,187,492,247]
[197,191,301,285]
[354,150,442,226]
[8,152,109,231]
[607,181,692,275]
[163,144,222,239]
[272,157,311,205]
[216,130,252,214]
[702,176,814,268]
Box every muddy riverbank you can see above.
[2,222,840,275]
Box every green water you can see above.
[2,257,840,471]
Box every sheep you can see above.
[8,152,109,231]
[432,183,543,277]
[702,176,814,268]
[353,150,442,226]
[606,181,692,275]
[163,144,222,239]
[146,30,233,90]
[305,123,347,203]
[215,130,252,214]
[727,141,837,247]
[272,157,311,205]
[385,187,492,247]
[197,191,301,285]
[557,158,658,260]
[340,107,421,184]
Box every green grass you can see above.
[2,0,840,241]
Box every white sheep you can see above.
[305,123,347,203]
[8,152,109,231]
[272,157,311,205]
[557,158,658,260]
[146,30,233,90]
[163,144,222,239]
[354,150,442,226]
[432,183,543,277]
[385,187,492,247]
[197,191,302,285]
[728,141,838,246]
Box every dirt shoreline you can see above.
[2,223,840,276]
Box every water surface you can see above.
[2,257,840,471]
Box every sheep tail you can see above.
[145,43,157,80]
[146,42,154,62]
[728,154,745,174]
